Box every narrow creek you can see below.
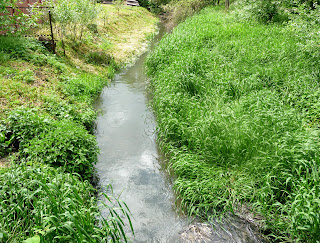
[95,23,265,243]
[95,25,188,242]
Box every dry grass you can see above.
[0,157,9,168]
[96,5,158,63]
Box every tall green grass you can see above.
[146,7,320,242]
[0,164,132,242]
[0,35,132,241]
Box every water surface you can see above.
[95,25,188,242]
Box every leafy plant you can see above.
[53,0,98,42]
[0,0,41,35]
[0,164,133,242]
[0,108,53,155]
[43,97,97,132]
[22,119,99,181]
[63,73,107,103]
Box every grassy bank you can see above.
[146,6,320,242]
[0,4,157,242]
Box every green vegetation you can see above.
[0,164,132,242]
[146,5,320,242]
[1,2,157,242]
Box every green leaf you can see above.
[24,235,41,243]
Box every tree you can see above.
[0,0,40,34]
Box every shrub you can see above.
[234,0,282,23]
[0,164,133,242]
[43,97,97,132]
[0,0,41,34]
[0,36,45,60]
[0,108,53,155]
[53,0,98,41]
[22,120,99,181]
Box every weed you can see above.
[146,6,320,241]
[0,108,53,155]
[63,73,107,103]
[21,119,98,181]
[0,164,133,242]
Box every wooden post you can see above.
[48,10,55,54]
[225,0,229,10]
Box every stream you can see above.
[95,24,265,243]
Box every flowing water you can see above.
[95,24,265,243]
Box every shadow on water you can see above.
[95,23,266,243]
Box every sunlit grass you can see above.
[146,6,320,242]
[0,4,157,242]
[0,164,133,242]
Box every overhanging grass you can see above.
[0,4,157,242]
[0,164,132,242]
[146,6,320,242]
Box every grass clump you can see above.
[146,6,320,241]
[0,164,132,242]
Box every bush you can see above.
[53,0,98,41]
[0,108,53,155]
[0,164,133,242]
[22,120,99,181]
[233,0,283,23]
[43,98,97,132]
[0,36,45,60]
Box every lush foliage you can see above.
[0,107,99,181]
[0,164,132,242]
[22,119,99,181]
[234,0,320,23]
[0,4,158,242]
[0,108,52,155]
[52,0,99,41]
[146,6,320,241]
[0,0,42,34]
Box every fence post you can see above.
[48,10,55,54]
[12,8,18,31]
